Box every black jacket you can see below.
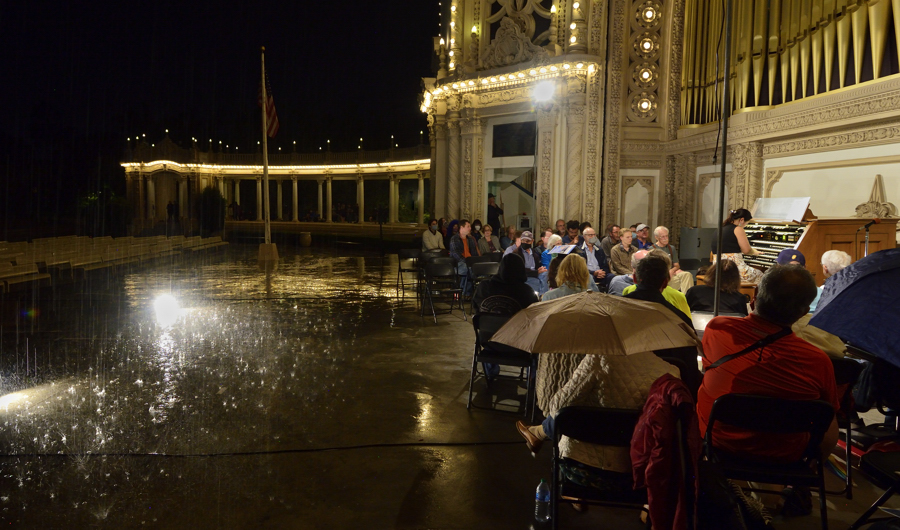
[472,254,539,314]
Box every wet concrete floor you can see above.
[0,243,896,528]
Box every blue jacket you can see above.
[580,242,614,290]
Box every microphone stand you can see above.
[864,224,871,257]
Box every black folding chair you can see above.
[550,407,650,530]
[396,248,421,305]
[827,357,864,499]
[848,451,900,529]
[469,261,500,313]
[467,312,535,420]
[704,394,835,530]
[421,259,465,324]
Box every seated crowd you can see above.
[430,213,860,524]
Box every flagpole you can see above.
[258,46,278,268]
[261,47,272,246]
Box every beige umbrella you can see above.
[490,291,699,355]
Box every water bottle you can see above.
[535,478,551,522]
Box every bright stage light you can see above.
[533,81,556,103]
[154,294,181,327]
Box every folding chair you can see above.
[550,406,650,530]
[827,357,864,499]
[421,259,465,324]
[848,451,900,529]
[396,248,421,304]
[704,394,835,530]
[467,312,535,420]
[468,261,500,313]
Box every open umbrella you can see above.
[489,290,699,355]
[809,248,900,366]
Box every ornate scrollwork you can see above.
[482,16,550,69]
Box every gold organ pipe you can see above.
[868,0,891,79]
[781,0,793,101]
[789,0,802,101]
[851,2,868,85]
[895,0,900,71]
[811,0,826,94]
[800,0,813,97]
[769,0,784,103]
[836,1,851,88]
[752,0,769,106]
[682,0,697,124]
[823,0,837,91]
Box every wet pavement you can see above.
[0,243,896,528]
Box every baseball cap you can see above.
[488,193,495,198]
[775,248,806,266]
[635,223,649,232]
[520,230,534,241]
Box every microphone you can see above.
[857,218,881,231]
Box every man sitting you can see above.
[562,220,584,245]
[623,249,692,320]
[579,226,613,291]
[503,230,546,293]
[449,219,480,294]
[422,219,445,251]
[697,265,839,464]
[608,249,647,296]
[792,249,853,358]
[634,223,653,250]
[599,223,620,259]
[809,249,851,312]
[652,225,695,294]
[624,254,692,326]
[609,228,638,275]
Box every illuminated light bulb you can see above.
[450,38,455,44]
[576,62,584,69]
[499,75,506,81]
[449,51,454,56]
[641,101,650,110]
[588,64,595,73]
[570,22,576,30]
[550,65,558,71]
[471,25,477,33]
[641,70,651,80]
[451,4,456,11]
[517,72,525,78]
[642,39,653,50]
[452,83,459,88]
[570,36,577,43]
[529,69,538,75]
[449,62,455,68]
[563,63,571,69]
[450,21,455,27]
[481,78,488,84]
[539,67,547,73]
[489,77,496,82]
[551,4,556,13]
[468,80,475,86]
[440,38,445,46]
[573,1,579,8]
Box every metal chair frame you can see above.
[396,248,421,306]
[467,312,535,420]
[421,259,465,324]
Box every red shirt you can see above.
[697,314,838,463]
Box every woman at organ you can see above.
[710,208,764,284]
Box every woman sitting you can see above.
[710,208,763,284]
[685,259,749,315]
[477,224,503,254]
[542,254,592,301]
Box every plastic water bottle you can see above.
[535,478,551,522]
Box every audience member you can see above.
[471,219,484,241]
[579,226,613,291]
[624,255,692,326]
[809,249,851,313]
[542,254,592,301]
[472,253,538,314]
[448,219,480,294]
[775,248,806,266]
[535,228,553,256]
[609,228,638,275]
[685,259,749,315]
[711,208,763,283]
[503,230,546,293]
[477,224,502,254]
[500,225,516,250]
[600,223,621,259]
[652,226,695,293]
[622,250,693,319]
[438,218,448,236]
[697,265,839,464]
[562,220,583,245]
[444,219,460,249]
[791,249,853,358]
[422,219,446,251]
[555,219,567,237]
[608,249,647,296]
[579,221,592,235]
[634,224,653,250]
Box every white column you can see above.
[292,177,299,221]
[235,179,241,207]
[317,179,324,219]
[179,179,187,218]
[256,177,263,221]
[147,177,156,221]
[276,180,283,220]
[389,175,398,223]
[357,173,365,224]
[417,172,425,225]
[326,177,333,223]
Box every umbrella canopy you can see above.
[489,291,699,355]
[810,248,900,365]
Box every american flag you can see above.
[258,72,279,138]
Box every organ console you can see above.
[741,198,898,285]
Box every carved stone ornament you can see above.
[481,16,549,69]
[855,174,899,218]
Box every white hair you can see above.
[653,225,669,238]
[547,234,563,248]
[821,250,852,277]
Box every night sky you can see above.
[0,0,440,236]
